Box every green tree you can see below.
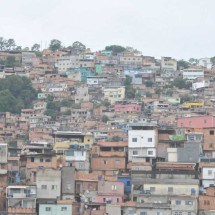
[177,60,190,70]
[165,89,174,96]
[189,58,198,65]
[105,45,126,54]
[146,92,152,98]
[0,90,17,112]
[155,88,162,95]
[15,46,22,51]
[31,43,40,51]
[172,78,191,89]
[6,39,16,51]
[5,56,21,67]
[172,78,186,89]
[0,37,7,51]
[101,115,109,123]
[0,76,37,113]
[68,41,86,54]
[23,47,30,51]
[124,76,136,99]
[124,76,132,86]
[145,81,154,88]
[180,94,192,104]
[49,39,62,51]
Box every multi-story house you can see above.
[128,123,158,165]
[103,86,125,104]
[96,181,124,204]
[36,169,61,203]
[6,185,37,215]
[182,68,204,80]
[39,202,72,215]
[61,167,75,200]
[75,86,90,104]
[199,187,215,215]
[114,102,142,115]
[91,141,128,172]
[161,57,177,71]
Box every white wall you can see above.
[128,130,156,148]
[202,167,215,180]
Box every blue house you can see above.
[67,68,93,81]
[118,174,131,193]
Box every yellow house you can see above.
[182,102,204,109]
[53,131,94,155]
[103,86,125,104]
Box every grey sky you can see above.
[0,0,215,59]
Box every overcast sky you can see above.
[0,0,214,59]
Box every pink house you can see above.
[95,181,124,204]
[114,104,141,114]
[177,115,215,129]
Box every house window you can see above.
[52,185,57,190]
[133,151,138,155]
[150,187,155,192]
[41,185,47,189]
[40,158,43,162]
[156,212,163,215]
[175,200,181,205]
[208,170,213,175]
[115,160,120,164]
[188,212,191,215]
[140,212,147,215]
[31,157,34,162]
[132,138,137,142]
[147,150,153,155]
[45,207,51,211]
[174,212,182,215]
[112,185,117,190]
[210,130,214,135]
[148,138,152,142]
[61,207,67,211]
[168,187,173,193]
[127,181,131,186]
[185,201,193,205]
[103,160,107,165]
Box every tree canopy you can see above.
[172,78,192,89]
[68,41,86,54]
[177,60,190,70]
[105,45,126,54]
[31,43,40,51]
[49,39,62,51]
[0,76,37,113]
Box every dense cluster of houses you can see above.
[0,47,215,215]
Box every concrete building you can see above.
[128,123,158,163]
[183,69,204,80]
[6,185,37,215]
[61,167,75,200]
[39,203,72,215]
[103,86,125,104]
[161,57,177,71]
[198,58,212,69]
[36,169,61,201]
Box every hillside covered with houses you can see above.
[0,37,215,214]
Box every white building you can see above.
[128,123,158,163]
[161,57,177,71]
[198,58,212,69]
[36,169,61,200]
[183,69,204,80]
[56,54,94,73]
[192,80,210,90]
[201,166,215,189]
